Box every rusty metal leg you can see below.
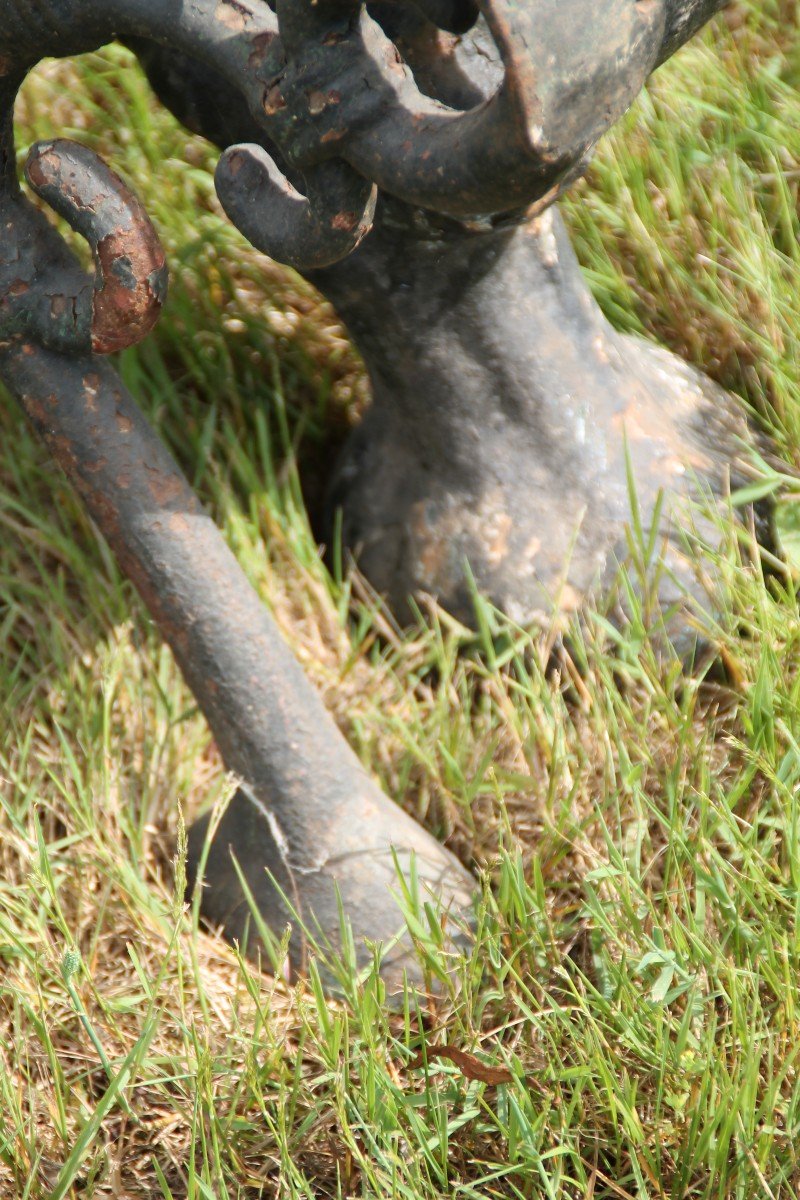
[1,6,490,999]
[0,0,764,991]
[134,21,770,659]
[311,203,767,656]
[0,336,474,991]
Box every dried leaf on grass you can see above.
[407,1044,513,1085]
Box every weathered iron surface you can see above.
[0,140,166,356]
[313,204,767,656]
[1,336,474,987]
[25,140,168,354]
[0,0,757,986]
[2,0,731,270]
[0,128,168,357]
[0,17,476,992]
[134,0,759,657]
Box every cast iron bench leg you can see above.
[134,4,769,659]
[1,338,474,992]
[0,0,772,992]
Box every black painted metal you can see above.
[0,0,757,990]
[135,0,761,658]
[0,120,473,994]
[1,0,731,270]
[314,204,763,657]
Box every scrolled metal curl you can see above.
[0,138,167,357]
[24,139,168,355]
[0,0,731,273]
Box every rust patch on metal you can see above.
[410,489,514,591]
[215,0,252,33]
[82,456,108,474]
[410,500,451,589]
[263,85,287,116]
[168,511,191,534]
[24,394,48,422]
[248,31,277,69]
[22,139,168,356]
[307,89,340,116]
[51,433,78,468]
[331,211,358,232]
[93,224,167,354]
[144,463,183,506]
[484,511,512,567]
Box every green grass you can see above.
[2,3,800,1196]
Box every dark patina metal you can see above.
[0,0,759,988]
[0,128,473,995]
[132,0,759,655]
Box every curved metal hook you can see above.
[231,0,730,232]
[0,137,167,357]
[273,0,669,218]
[215,147,376,270]
[0,0,732,273]
[24,139,168,354]
[0,0,377,272]
[244,0,670,222]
